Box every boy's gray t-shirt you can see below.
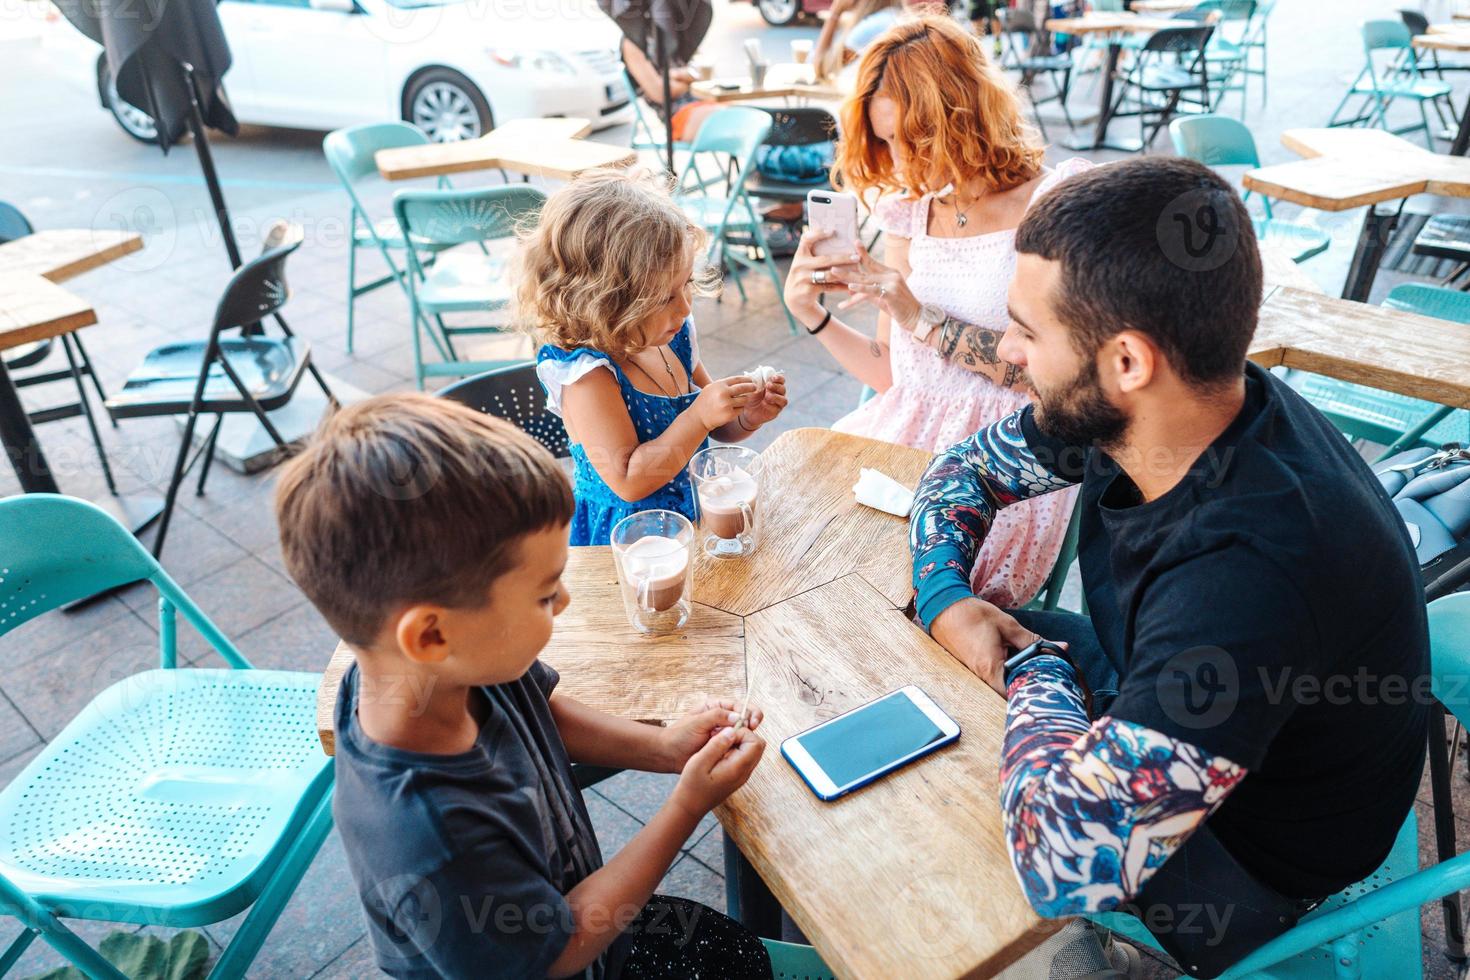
[333,660,605,979]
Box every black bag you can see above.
[1373,446,1470,599]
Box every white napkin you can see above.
[853,468,915,517]
[746,364,780,386]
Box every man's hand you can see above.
[930,597,1039,694]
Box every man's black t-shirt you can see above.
[1022,362,1428,899]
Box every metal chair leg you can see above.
[195,414,224,497]
[67,331,114,427]
[152,406,203,559]
[59,334,117,496]
[345,232,358,354]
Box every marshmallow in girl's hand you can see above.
[853,468,915,518]
[746,365,780,387]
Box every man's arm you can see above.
[1000,656,1246,915]
[909,408,1077,629]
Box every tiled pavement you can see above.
[8,0,1470,975]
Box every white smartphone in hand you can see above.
[781,685,960,801]
[806,189,859,258]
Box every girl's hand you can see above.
[783,228,859,330]
[693,376,759,431]
[658,698,765,772]
[670,726,766,819]
[837,243,922,331]
[740,375,788,429]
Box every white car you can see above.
[96,0,631,142]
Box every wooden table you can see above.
[315,428,1061,977]
[375,117,637,182]
[1243,128,1470,301]
[0,230,143,495]
[690,63,847,105]
[1044,13,1181,152]
[1248,286,1470,408]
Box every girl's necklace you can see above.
[627,346,684,397]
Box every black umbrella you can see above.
[55,0,244,269]
[599,0,713,173]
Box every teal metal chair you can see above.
[1091,588,1470,978]
[392,185,546,390]
[1289,283,1470,459]
[0,495,335,980]
[1327,20,1452,150]
[624,70,692,159]
[1240,0,1274,107]
[323,122,458,354]
[762,938,834,979]
[1188,1,1257,118]
[674,107,797,333]
[1168,115,1330,263]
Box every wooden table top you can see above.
[0,274,98,352]
[1044,12,1179,34]
[1244,128,1470,211]
[1415,27,1470,52]
[693,428,929,617]
[0,229,143,283]
[690,63,847,104]
[375,118,636,182]
[1248,286,1470,408]
[1259,243,1325,297]
[720,574,1053,979]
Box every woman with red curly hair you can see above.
[783,15,1088,611]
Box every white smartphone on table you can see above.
[781,685,960,802]
[806,189,859,258]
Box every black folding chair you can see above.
[996,7,1075,142]
[1,201,118,495]
[105,221,336,557]
[1108,25,1214,151]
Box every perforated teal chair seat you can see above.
[353,216,407,249]
[0,669,331,923]
[1252,217,1330,262]
[1092,811,1424,978]
[0,495,335,980]
[762,938,835,979]
[411,251,514,313]
[1346,75,1453,101]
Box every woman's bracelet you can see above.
[737,414,759,432]
[806,309,834,336]
[937,316,961,361]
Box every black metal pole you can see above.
[1428,702,1467,962]
[657,28,675,175]
[180,62,243,271]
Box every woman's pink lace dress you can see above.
[833,159,1091,608]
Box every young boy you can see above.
[275,394,772,979]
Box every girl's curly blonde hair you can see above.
[515,168,719,360]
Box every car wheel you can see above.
[404,69,492,143]
[97,57,165,144]
[757,0,801,26]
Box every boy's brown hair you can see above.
[274,394,574,648]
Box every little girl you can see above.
[519,169,789,546]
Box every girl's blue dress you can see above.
[536,319,707,546]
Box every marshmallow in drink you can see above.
[620,535,689,612]
[698,466,758,539]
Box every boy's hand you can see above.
[693,376,759,431]
[670,726,765,819]
[658,698,764,773]
[739,375,788,430]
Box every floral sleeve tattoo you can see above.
[1001,658,1247,916]
[909,409,1075,580]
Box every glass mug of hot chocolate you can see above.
[611,510,695,633]
[689,446,762,558]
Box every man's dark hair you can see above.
[1015,156,1262,389]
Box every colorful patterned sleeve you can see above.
[909,409,1076,628]
[1000,657,1247,916]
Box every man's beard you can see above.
[1032,354,1129,450]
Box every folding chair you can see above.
[623,70,691,160]
[673,107,798,333]
[1106,25,1214,151]
[392,185,546,390]
[1327,19,1452,150]
[0,494,334,980]
[996,6,1076,141]
[105,222,336,558]
[1169,115,1330,263]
